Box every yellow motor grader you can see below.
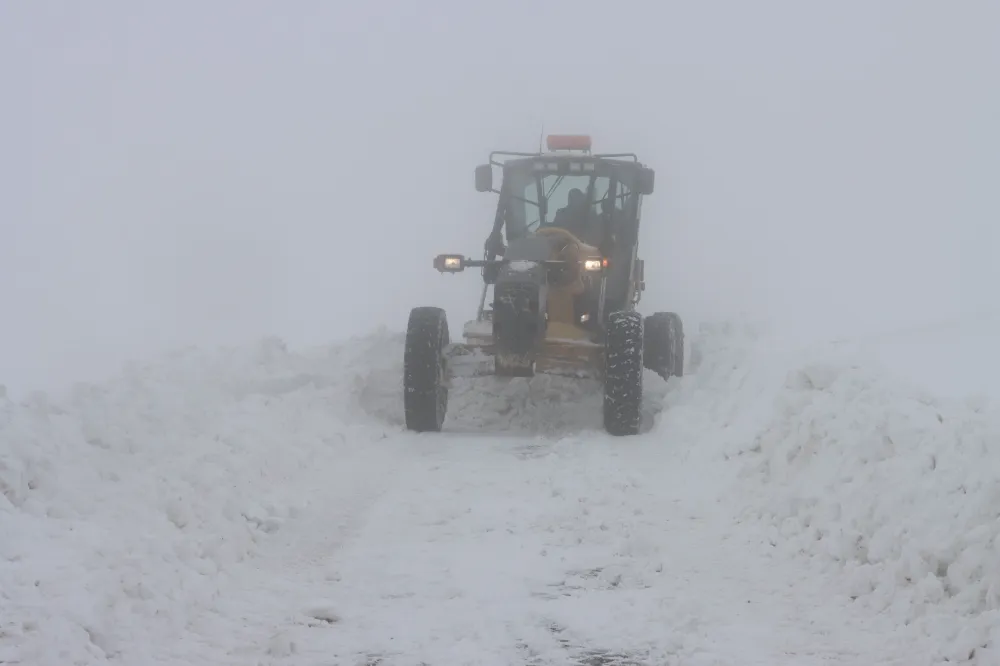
[403,135,684,436]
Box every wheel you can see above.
[603,310,644,436]
[643,311,684,379]
[403,306,449,432]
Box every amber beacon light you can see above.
[545,134,592,152]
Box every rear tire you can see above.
[603,310,644,436]
[644,311,684,379]
[403,306,449,432]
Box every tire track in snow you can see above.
[240,434,936,665]
[203,438,406,664]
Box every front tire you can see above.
[403,306,449,432]
[644,311,684,379]
[603,311,644,436]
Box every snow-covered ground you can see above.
[2,319,999,665]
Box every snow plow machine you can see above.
[403,134,684,436]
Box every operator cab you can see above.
[474,134,655,320]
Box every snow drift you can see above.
[0,335,401,663]
[657,322,1000,662]
[2,319,998,663]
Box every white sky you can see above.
[3,0,998,395]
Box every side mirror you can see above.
[475,164,493,192]
[637,167,655,195]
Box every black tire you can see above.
[603,310,644,436]
[403,306,449,432]
[644,311,684,379]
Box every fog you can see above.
[5,1,998,396]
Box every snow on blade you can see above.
[507,260,539,272]
[1,320,998,664]
[361,330,670,436]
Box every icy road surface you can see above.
[2,322,999,665]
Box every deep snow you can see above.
[2,320,999,665]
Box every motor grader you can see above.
[403,134,684,436]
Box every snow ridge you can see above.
[658,322,1000,663]
[0,334,400,664]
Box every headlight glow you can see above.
[434,254,466,272]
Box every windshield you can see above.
[502,164,635,242]
[503,169,612,238]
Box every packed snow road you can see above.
[2,322,998,665]
[224,433,935,666]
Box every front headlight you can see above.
[434,254,465,272]
[583,258,606,271]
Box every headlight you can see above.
[434,254,465,272]
[583,258,606,271]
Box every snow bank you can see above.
[0,334,400,664]
[658,321,1000,663]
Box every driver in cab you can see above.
[545,188,599,245]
